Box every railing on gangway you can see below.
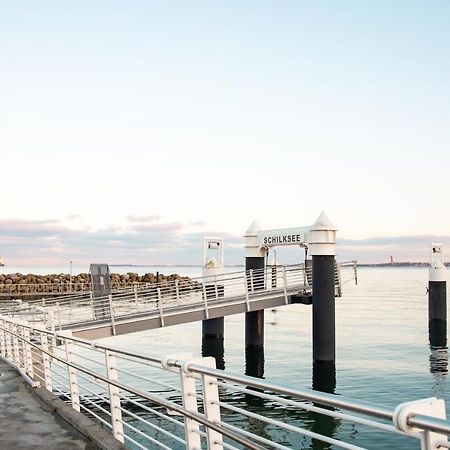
[0,263,358,332]
[0,315,448,450]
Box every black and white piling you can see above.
[201,238,225,342]
[309,213,337,365]
[244,220,266,349]
[428,243,447,323]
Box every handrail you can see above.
[0,314,448,450]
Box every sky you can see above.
[1,1,450,267]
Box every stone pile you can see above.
[0,272,193,294]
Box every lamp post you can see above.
[69,260,73,292]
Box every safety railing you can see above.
[0,315,448,450]
[0,263,358,333]
[16,265,311,331]
[0,281,161,296]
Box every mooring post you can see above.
[244,220,266,349]
[310,213,337,365]
[202,238,225,353]
[428,243,447,322]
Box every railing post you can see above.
[282,266,288,305]
[175,279,180,301]
[243,274,250,312]
[214,275,219,300]
[179,358,201,450]
[65,337,80,412]
[134,285,138,307]
[250,269,255,294]
[89,291,95,320]
[23,327,34,379]
[203,283,209,319]
[41,332,53,392]
[12,323,20,366]
[56,302,62,330]
[157,288,164,327]
[108,294,116,336]
[393,398,448,450]
[5,322,12,360]
[199,357,223,450]
[105,350,124,443]
[0,320,5,356]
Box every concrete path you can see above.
[0,359,89,450]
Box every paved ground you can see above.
[0,359,90,450]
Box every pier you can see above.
[0,216,449,449]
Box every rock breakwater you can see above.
[0,272,191,295]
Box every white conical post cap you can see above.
[312,212,336,230]
[245,220,261,236]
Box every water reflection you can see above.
[429,320,448,378]
[201,336,225,370]
[310,362,339,450]
[245,346,265,379]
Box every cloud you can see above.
[126,214,161,223]
[1,217,446,267]
[0,218,244,267]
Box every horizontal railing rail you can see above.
[0,263,357,335]
[0,315,447,450]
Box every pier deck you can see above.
[0,359,87,450]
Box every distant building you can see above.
[390,255,394,265]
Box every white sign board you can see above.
[257,227,307,248]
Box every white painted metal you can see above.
[429,243,447,282]
[40,332,52,392]
[203,237,224,279]
[0,316,450,450]
[105,350,125,443]
[393,398,448,449]
[0,263,353,337]
[246,212,336,258]
[282,266,288,304]
[203,283,210,319]
[108,294,116,336]
[244,220,266,258]
[23,327,34,379]
[64,337,80,412]
[179,357,202,450]
[199,357,223,450]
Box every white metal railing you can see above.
[0,281,159,296]
[0,263,357,334]
[0,315,448,450]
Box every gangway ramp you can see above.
[7,263,356,340]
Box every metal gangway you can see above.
[1,262,357,340]
[0,315,449,450]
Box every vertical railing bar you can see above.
[65,338,80,412]
[214,275,219,300]
[56,302,62,330]
[157,288,165,327]
[108,294,116,336]
[244,274,250,312]
[41,332,53,392]
[203,283,209,319]
[282,266,288,305]
[105,350,125,443]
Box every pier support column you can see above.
[244,220,266,349]
[201,238,225,368]
[309,213,337,365]
[202,317,224,339]
[429,244,447,322]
